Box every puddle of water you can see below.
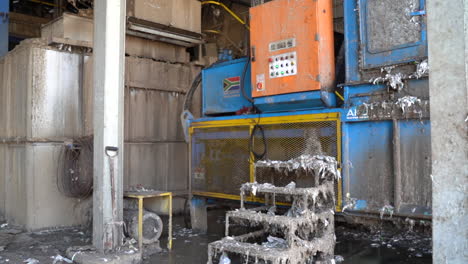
[147,210,432,264]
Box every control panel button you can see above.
[268,51,297,79]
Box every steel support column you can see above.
[93,0,126,252]
[0,0,8,57]
[428,0,468,262]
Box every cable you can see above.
[241,53,254,104]
[183,60,230,112]
[250,124,267,161]
[57,136,93,199]
[201,1,250,30]
[183,72,202,112]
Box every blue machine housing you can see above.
[202,58,252,116]
[0,0,8,57]
[253,90,336,113]
[344,0,427,81]
[191,0,433,219]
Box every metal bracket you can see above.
[410,10,426,16]
[105,146,119,158]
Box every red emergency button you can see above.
[268,58,273,63]
[257,83,263,89]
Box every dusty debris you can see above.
[255,155,341,180]
[410,59,429,79]
[219,253,231,264]
[334,255,344,262]
[342,193,357,212]
[370,67,405,91]
[23,258,39,264]
[395,96,421,115]
[51,254,73,264]
[380,205,395,219]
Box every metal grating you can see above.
[190,114,341,209]
[191,126,251,195]
[254,121,338,189]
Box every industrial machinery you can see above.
[340,0,431,216]
[202,57,252,116]
[250,0,336,112]
[188,0,431,223]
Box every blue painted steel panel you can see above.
[0,0,8,57]
[192,108,340,124]
[398,119,432,215]
[345,0,427,80]
[254,91,336,113]
[344,0,360,82]
[342,120,394,211]
[202,58,252,116]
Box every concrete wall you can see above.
[0,41,91,228]
[428,0,468,262]
[0,38,200,228]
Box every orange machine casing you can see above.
[250,0,335,98]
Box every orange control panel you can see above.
[250,0,335,98]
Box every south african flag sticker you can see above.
[223,76,241,97]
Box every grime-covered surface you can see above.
[150,209,432,264]
[0,224,90,263]
[205,156,339,263]
[0,212,432,263]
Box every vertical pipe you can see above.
[393,119,401,212]
[138,198,143,251]
[0,0,9,57]
[168,193,173,250]
[93,0,126,252]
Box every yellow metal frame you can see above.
[189,112,342,211]
[124,191,173,252]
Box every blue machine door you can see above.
[359,0,427,69]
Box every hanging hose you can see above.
[250,124,267,161]
[183,72,202,112]
[57,136,93,198]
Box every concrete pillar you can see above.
[0,0,8,57]
[190,197,208,233]
[93,0,126,252]
[427,0,468,263]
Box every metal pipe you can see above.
[339,210,432,221]
[393,119,402,212]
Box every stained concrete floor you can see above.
[0,209,432,264]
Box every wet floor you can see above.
[147,209,432,264]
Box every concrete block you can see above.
[2,143,91,230]
[125,36,189,63]
[0,41,84,141]
[127,0,201,33]
[125,56,192,92]
[0,43,31,139]
[125,88,185,142]
[41,13,93,44]
[124,142,188,191]
[41,13,190,63]
[84,57,199,139]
